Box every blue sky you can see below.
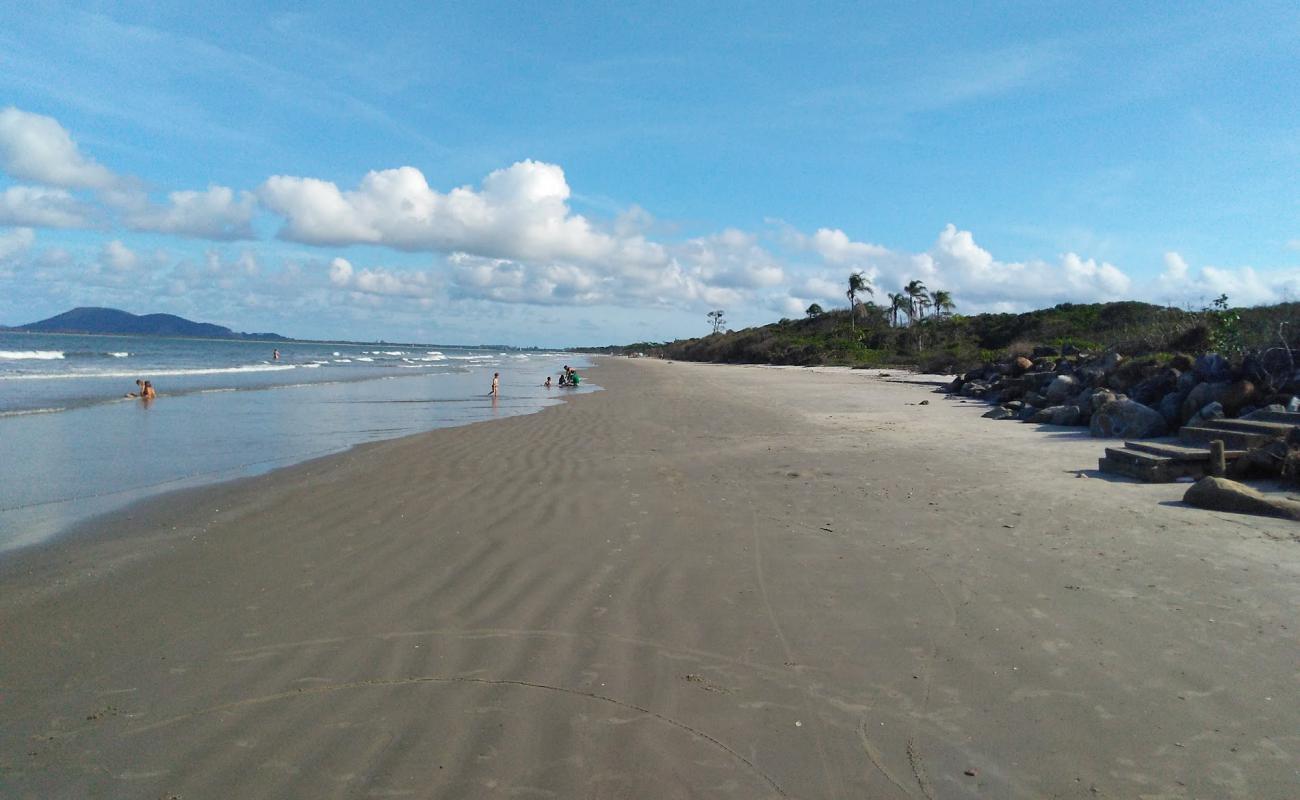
[1,1,1297,345]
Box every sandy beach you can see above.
[1,357,1296,799]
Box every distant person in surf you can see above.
[489,372,500,397]
[141,381,157,400]
[125,379,144,398]
[544,376,552,388]
[272,349,280,361]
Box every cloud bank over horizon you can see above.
[1,105,1298,342]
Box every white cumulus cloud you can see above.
[0,186,99,229]
[328,256,436,299]
[0,107,119,189]
[122,185,257,240]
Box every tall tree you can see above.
[929,289,955,318]
[707,309,726,334]
[805,303,824,318]
[846,272,873,332]
[886,292,908,327]
[904,279,928,323]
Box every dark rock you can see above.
[1176,371,1198,394]
[1076,365,1108,387]
[1182,381,1231,421]
[1169,353,1195,372]
[1158,391,1185,428]
[1194,353,1232,382]
[1230,441,1290,479]
[1130,368,1180,406]
[1090,399,1168,439]
[1032,345,1059,358]
[1023,391,1046,408]
[1083,388,1118,414]
[1017,404,1039,421]
[1049,405,1083,426]
[1221,379,1258,415]
[1004,400,1024,412]
[1045,375,1078,404]
[1183,476,1300,521]
[983,406,1016,420]
[1061,343,1081,357]
[1186,401,1224,429]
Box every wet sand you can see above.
[1,357,1296,798]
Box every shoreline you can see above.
[0,363,606,567]
[2,358,1295,798]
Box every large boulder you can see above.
[1081,388,1118,414]
[982,406,1016,420]
[1194,353,1232,382]
[1186,401,1224,429]
[1090,399,1168,439]
[1011,356,1033,375]
[1130,368,1180,406]
[1182,381,1232,422]
[1045,374,1079,404]
[1183,476,1300,521]
[1158,391,1185,428]
[1049,405,1083,426]
[1221,379,1259,415]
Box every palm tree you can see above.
[846,272,873,332]
[930,289,955,318]
[805,303,824,318]
[904,279,928,323]
[886,292,908,327]
[707,309,726,334]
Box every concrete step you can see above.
[1179,426,1275,450]
[1243,410,1300,424]
[1123,441,1245,461]
[1198,418,1296,438]
[1099,455,1165,482]
[1103,447,1211,482]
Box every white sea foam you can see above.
[0,406,67,417]
[0,350,65,360]
[109,352,129,358]
[356,357,374,362]
[0,364,299,380]
[333,358,353,363]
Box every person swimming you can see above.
[141,380,156,400]
[544,376,552,388]
[125,379,144,398]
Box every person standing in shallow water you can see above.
[489,372,500,397]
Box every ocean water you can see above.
[0,332,594,552]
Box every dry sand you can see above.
[1,357,1297,799]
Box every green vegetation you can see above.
[590,297,1300,374]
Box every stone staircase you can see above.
[1099,410,1300,482]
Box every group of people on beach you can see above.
[542,366,581,389]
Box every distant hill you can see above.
[15,307,288,341]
